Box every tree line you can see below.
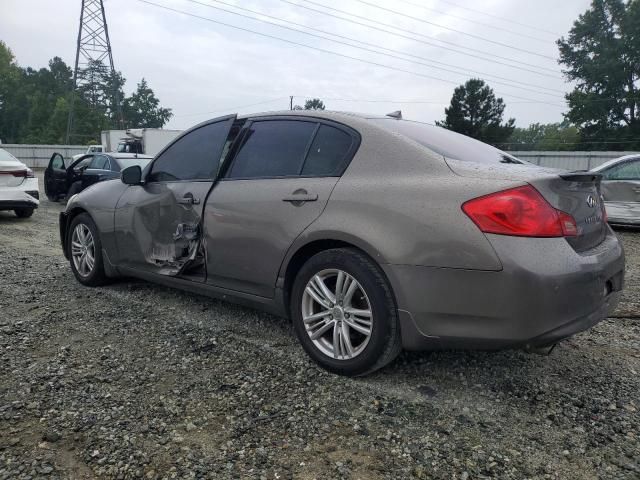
[0,40,172,145]
[1,0,637,149]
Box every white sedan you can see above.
[0,148,39,218]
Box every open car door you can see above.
[114,114,239,280]
[44,153,68,201]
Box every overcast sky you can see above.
[1,0,591,129]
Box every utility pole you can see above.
[66,0,123,144]
[290,96,294,111]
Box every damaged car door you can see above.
[113,115,236,278]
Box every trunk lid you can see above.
[446,159,607,252]
[0,158,28,188]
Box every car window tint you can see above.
[149,121,232,182]
[89,155,109,170]
[604,160,640,180]
[302,125,353,176]
[74,157,93,170]
[227,120,317,179]
[369,118,527,165]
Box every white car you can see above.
[0,148,39,218]
[591,154,640,226]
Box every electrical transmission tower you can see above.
[66,0,123,144]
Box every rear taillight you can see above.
[0,169,32,177]
[462,185,578,238]
[26,168,35,178]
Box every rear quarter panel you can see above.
[287,119,523,271]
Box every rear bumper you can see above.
[0,199,39,210]
[384,229,625,350]
[0,179,40,209]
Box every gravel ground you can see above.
[1,175,639,480]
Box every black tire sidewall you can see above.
[67,213,106,286]
[14,208,34,218]
[291,249,396,376]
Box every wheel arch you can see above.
[279,235,396,318]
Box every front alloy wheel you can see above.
[302,269,373,360]
[67,213,109,287]
[71,223,96,277]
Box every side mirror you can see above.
[121,165,142,185]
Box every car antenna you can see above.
[386,110,402,119]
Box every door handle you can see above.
[282,190,318,203]
[178,194,200,205]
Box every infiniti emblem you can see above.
[586,194,597,208]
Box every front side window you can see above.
[227,120,317,179]
[603,160,640,180]
[149,120,233,182]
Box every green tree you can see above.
[503,122,580,151]
[304,98,325,110]
[122,78,173,128]
[558,0,640,150]
[436,79,515,144]
[0,41,27,143]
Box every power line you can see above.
[280,0,561,77]
[434,0,562,37]
[194,0,565,97]
[393,0,552,43]
[350,0,558,60]
[174,97,289,118]
[135,0,564,107]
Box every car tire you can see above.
[65,181,83,202]
[290,248,402,376]
[14,208,35,218]
[67,213,109,287]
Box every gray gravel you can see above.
[1,176,639,479]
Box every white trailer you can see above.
[100,129,182,156]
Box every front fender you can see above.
[64,180,129,259]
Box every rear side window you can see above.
[369,118,525,165]
[227,120,317,179]
[301,125,353,176]
[149,120,233,182]
[603,160,640,180]
[89,155,109,170]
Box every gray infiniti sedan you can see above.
[590,154,640,226]
[59,111,625,376]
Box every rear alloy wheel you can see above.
[302,269,373,360]
[68,213,109,286]
[291,248,402,376]
[14,208,34,218]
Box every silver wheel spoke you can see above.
[344,317,371,336]
[335,271,345,301]
[332,322,342,358]
[343,278,359,305]
[341,321,355,357]
[344,307,372,318]
[305,286,331,309]
[313,275,336,305]
[303,310,331,324]
[310,320,334,340]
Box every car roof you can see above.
[107,153,153,160]
[591,154,640,171]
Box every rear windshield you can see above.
[116,157,152,170]
[369,118,526,165]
